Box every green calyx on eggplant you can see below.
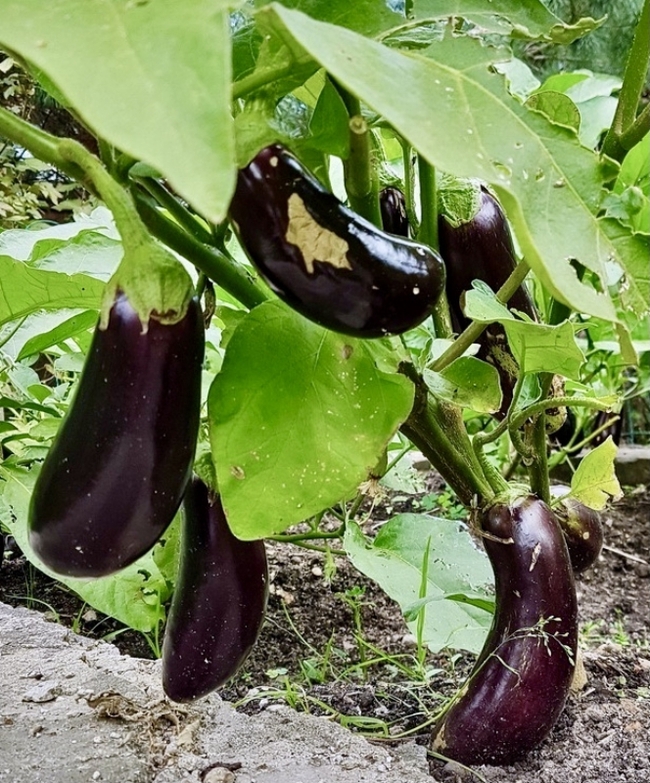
[162,477,268,703]
[229,144,445,338]
[379,186,409,237]
[430,495,578,767]
[29,292,205,577]
[438,186,537,415]
[550,485,604,574]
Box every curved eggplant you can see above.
[29,292,204,577]
[379,186,409,237]
[229,144,445,337]
[430,495,578,766]
[162,477,268,702]
[550,485,604,574]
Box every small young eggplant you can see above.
[29,293,204,577]
[430,495,578,766]
[162,477,268,703]
[229,144,445,337]
[550,485,604,574]
[379,186,409,238]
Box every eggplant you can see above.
[379,186,409,237]
[438,186,536,333]
[29,292,204,577]
[438,187,537,416]
[550,485,604,574]
[162,477,268,702]
[430,495,578,766]
[229,144,445,337]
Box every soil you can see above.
[1,480,649,782]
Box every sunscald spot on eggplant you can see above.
[229,144,445,338]
[285,193,352,273]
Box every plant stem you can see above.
[431,260,531,371]
[528,412,550,503]
[619,103,650,151]
[399,363,494,506]
[509,396,612,432]
[336,88,381,225]
[135,176,215,245]
[57,139,150,253]
[602,0,650,161]
[0,105,86,183]
[417,156,454,340]
[401,141,418,233]
[133,190,268,310]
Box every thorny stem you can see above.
[509,396,612,433]
[601,0,650,161]
[527,373,553,504]
[431,260,531,371]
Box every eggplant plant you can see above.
[0,0,648,770]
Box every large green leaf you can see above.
[262,6,649,321]
[409,0,602,43]
[344,515,494,654]
[0,257,104,329]
[0,464,174,632]
[0,0,235,223]
[208,301,414,539]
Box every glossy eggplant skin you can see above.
[430,495,578,766]
[162,478,268,703]
[29,293,204,577]
[438,188,537,416]
[550,485,604,574]
[379,186,409,238]
[438,187,536,333]
[229,144,445,337]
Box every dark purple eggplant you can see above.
[438,186,536,333]
[430,495,577,766]
[438,187,537,416]
[162,477,268,702]
[550,485,604,574]
[379,186,409,237]
[28,292,204,577]
[229,144,445,337]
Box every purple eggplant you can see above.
[430,495,577,766]
[29,292,204,577]
[229,144,445,337]
[162,477,268,702]
[379,186,409,237]
[438,187,537,416]
[550,485,604,574]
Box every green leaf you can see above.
[424,357,502,413]
[570,437,623,510]
[0,257,104,329]
[308,76,350,158]
[344,515,494,654]
[0,464,174,632]
[504,320,584,379]
[464,282,585,378]
[208,301,414,539]
[16,310,97,361]
[0,0,235,223]
[525,91,581,133]
[615,140,650,198]
[409,0,603,43]
[263,6,646,321]
[255,0,405,38]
